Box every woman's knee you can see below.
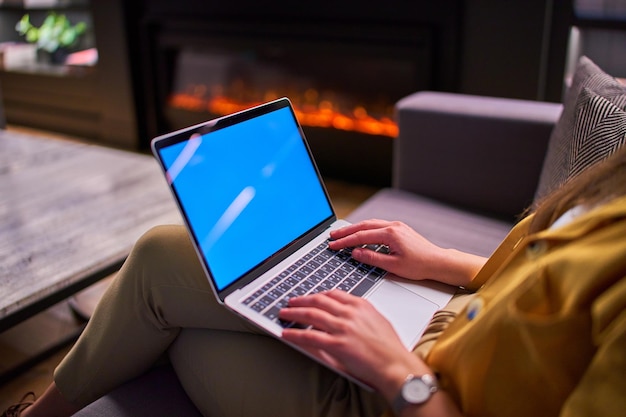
[134,224,189,256]
[130,225,195,267]
[117,224,201,288]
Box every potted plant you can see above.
[15,12,87,64]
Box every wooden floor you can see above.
[0,125,380,409]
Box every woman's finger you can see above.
[282,328,347,372]
[329,229,389,250]
[287,290,351,313]
[279,292,351,331]
[330,219,393,240]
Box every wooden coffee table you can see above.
[0,129,182,333]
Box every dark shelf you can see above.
[0,0,90,11]
[0,0,140,147]
[0,62,95,77]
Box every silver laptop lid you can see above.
[151,98,336,301]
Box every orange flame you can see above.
[169,91,398,138]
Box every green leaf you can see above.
[42,13,57,28]
[25,27,39,43]
[60,31,76,46]
[15,14,33,35]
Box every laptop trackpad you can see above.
[367,281,439,349]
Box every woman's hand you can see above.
[280,290,429,400]
[329,219,486,287]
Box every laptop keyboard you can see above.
[242,241,389,328]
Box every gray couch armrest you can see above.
[394,91,562,220]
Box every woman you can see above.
[6,146,626,417]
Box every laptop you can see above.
[151,97,454,386]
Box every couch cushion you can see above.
[394,92,560,221]
[72,365,202,417]
[535,56,626,201]
[346,188,513,258]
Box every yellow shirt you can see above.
[427,195,626,417]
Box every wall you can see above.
[460,0,573,102]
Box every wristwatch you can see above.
[391,373,438,414]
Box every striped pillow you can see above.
[534,56,626,202]
[569,88,626,179]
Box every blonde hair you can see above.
[528,145,626,233]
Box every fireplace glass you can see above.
[160,29,431,186]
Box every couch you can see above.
[72,91,561,416]
[73,56,626,416]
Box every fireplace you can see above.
[131,2,462,186]
[168,48,403,139]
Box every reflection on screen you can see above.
[159,106,333,291]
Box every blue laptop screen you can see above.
[158,106,333,291]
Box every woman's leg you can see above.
[169,329,388,417]
[52,224,259,408]
[29,223,385,417]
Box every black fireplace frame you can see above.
[130,1,465,143]
[124,1,465,185]
[153,22,444,184]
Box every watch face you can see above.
[403,378,431,403]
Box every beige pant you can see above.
[54,225,388,417]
